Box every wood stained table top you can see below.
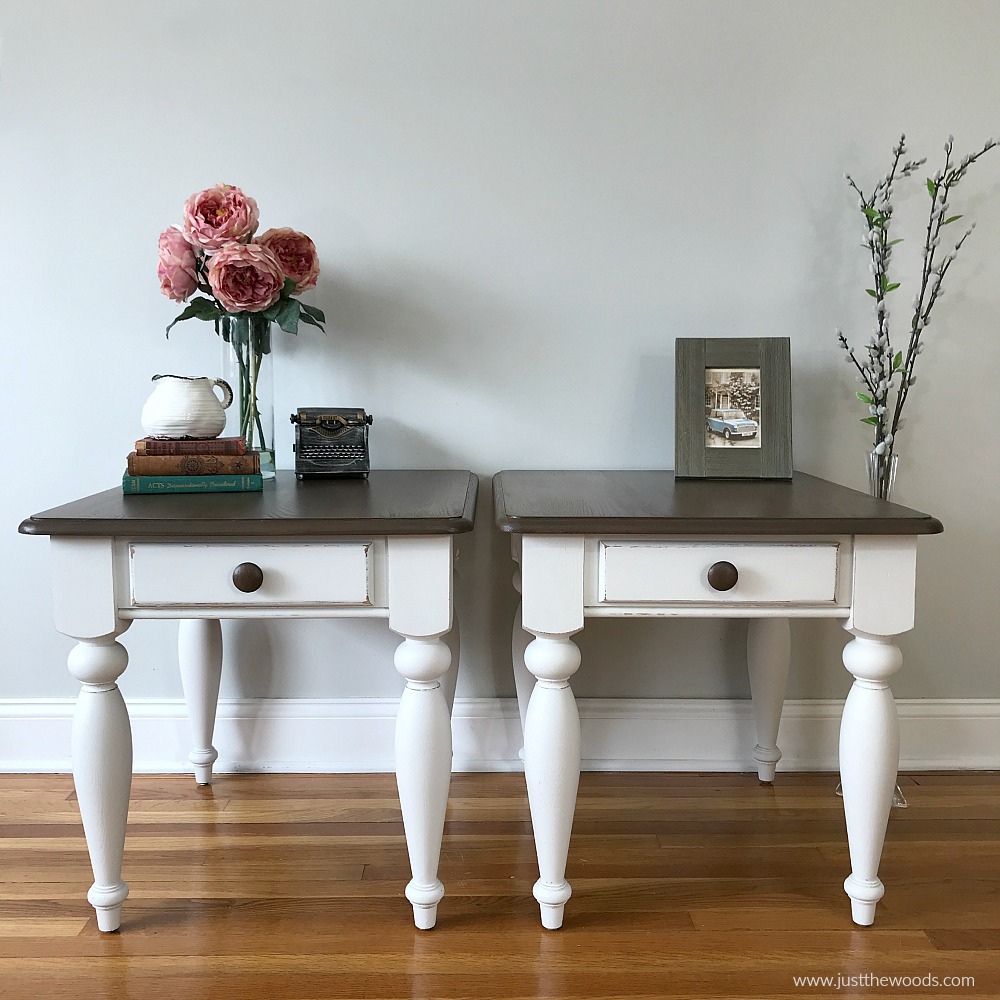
[493,470,942,536]
[19,470,479,538]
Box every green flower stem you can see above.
[221,312,270,454]
[249,339,266,449]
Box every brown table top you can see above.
[20,471,478,538]
[493,470,942,536]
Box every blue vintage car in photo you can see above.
[706,408,758,440]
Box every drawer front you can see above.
[129,542,372,607]
[598,541,840,605]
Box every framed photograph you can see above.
[675,337,792,479]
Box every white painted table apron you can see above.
[493,470,942,930]
[20,471,478,933]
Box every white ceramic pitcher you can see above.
[140,374,234,439]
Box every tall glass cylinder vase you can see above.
[219,312,275,479]
[867,449,899,501]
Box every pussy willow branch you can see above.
[888,137,997,441]
[843,135,924,451]
[839,133,997,468]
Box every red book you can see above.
[135,436,247,456]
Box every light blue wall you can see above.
[3,0,998,703]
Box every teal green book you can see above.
[122,472,263,494]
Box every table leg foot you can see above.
[406,880,444,931]
[406,879,444,930]
[845,874,883,926]
[88,882,129,932]
[189,749,219,786]
[534,878,572,930]
[752,747,781,783]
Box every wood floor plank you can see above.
[1,771,997,1000]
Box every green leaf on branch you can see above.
[281,277,297,297]
[272,297,301,334]
[165,296,222,336]
[885,282,900,291]
[866,288,877,298]
[861,416,879,425]
[943,215,963,225]
[856,392,874,404]
[297,308,325,330]
[893,351,903,370]
[927,178,937,198]
[299,302,326,326]
[862,207,883,225]
[888,238,904,246]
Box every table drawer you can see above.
[128,542,372,607]
[598,541,840,605]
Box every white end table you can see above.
[20,470,478,932]
[493,470,942,930]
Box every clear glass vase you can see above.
[218,312,275,478]
[867,449,899,501]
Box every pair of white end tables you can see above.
[20,469,942,933]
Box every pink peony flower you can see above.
[257,227,320,293]
[182,183,260,250]
[207,242,285,313]
[157,225,198,302]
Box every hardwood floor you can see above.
[1,771,997,999]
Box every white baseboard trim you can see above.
[1,697,998,773]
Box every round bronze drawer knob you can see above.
[232,562,264,593]
[707,561,739,592]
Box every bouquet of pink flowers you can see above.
[158,183,325,335]
[156,184,324,461]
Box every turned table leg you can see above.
[394,635,453,929]
[68,626,133,932]
[523,632,582,930]
[747,618,790,782]
[178,618,223,785]
[387,534,457,930]
[840,629,902,926]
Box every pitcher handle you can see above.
[212,378,234,410]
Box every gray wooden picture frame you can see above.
[674,337,792,479]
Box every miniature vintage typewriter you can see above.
[290,408,372,479]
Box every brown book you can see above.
[126,451,261,476]
[135,436,247,456]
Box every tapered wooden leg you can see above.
[67,627,133,932]
[523,633,581,930]
[394,635,452,930]
[840,630,902,926]
[747,618,790,782]
[178,619,223,785]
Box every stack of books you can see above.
[123,437,263,494]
